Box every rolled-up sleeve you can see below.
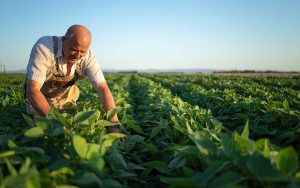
[26,43,50,84]
[85,51,106,83]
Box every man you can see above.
[25,24,123,135]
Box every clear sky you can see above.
[0,0,299,71]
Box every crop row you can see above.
[147,74,300,108]
[143,74,300,151]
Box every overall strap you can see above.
[52,36,59,71]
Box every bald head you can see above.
[62,25,92,62]
[65,25,91,47]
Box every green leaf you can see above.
[221,134,240,158]
[126,120,143,134]
[72,135,88,159]
[48,159,71,171]
[0,151,15,158]
[74,110,100,124]
[145,143,158,155]
[295,171,300,182]
[247,155,283,180]
[177,97,186,108]
[50,167,74,177]
[50,127,64,137]
[22,113,33,126]
[276,146,298,175]
[109,151,127,171]
[241,120,249,139]
[103,179,122,188]
[71,172,102,187]
[101,133,125,154]
[48,108,71,127]
[207,172,243,188]
[56,185,79,188]
[103,133,125,140]
[170,145,198,158]
[183,166,194,177]
[168,156,186,169]
[24,127,44,137]
[97,120,115,127]
[87,156,105,171]
[210,117,222,127]
[86,144,100,160]
[160,177,198,188]
[143,160,167,170]
[8,140,17,148]
[124,135,145,152]
[173,125,185,133]
[194,161,228,187]
[35,118,51,131]
[150,125,161,138]
[115,98,125,106]
[114,171,137,178]
[283,99,289,110]
[106,108,121,120]
[234,133,256,154]
[263,139,271,158]
[127,163,145,170]
[189,131,217,156]
[19,158,31,174]
[5,159,17,176]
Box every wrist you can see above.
[110,118,119,123]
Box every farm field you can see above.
[0,73,300,188]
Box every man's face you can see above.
[62,36,90,63]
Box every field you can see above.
[0,73,300,188]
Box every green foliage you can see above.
[0,73,299,187]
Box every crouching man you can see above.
[25,24,123,136]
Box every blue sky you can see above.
[0,0,299,71]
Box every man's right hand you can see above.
[105,124,127,142]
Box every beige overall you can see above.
[26,36,82,117]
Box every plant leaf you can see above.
[73,135,88,159]
[276,146,298,175]
[241,120,249,139]
[24,127,44,137]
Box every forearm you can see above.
[93,82,118,122]
[99,90,115,110]
[100,89,119,122]
[26,80,51,117]
[27,91,51,116]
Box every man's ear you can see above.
[62,36,66,42]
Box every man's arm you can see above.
[26,80,51,117]
[92,81,118,122]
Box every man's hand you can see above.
[105,124,127,142]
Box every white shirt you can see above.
[26,36,105,84]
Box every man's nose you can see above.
[74,51,82,58]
